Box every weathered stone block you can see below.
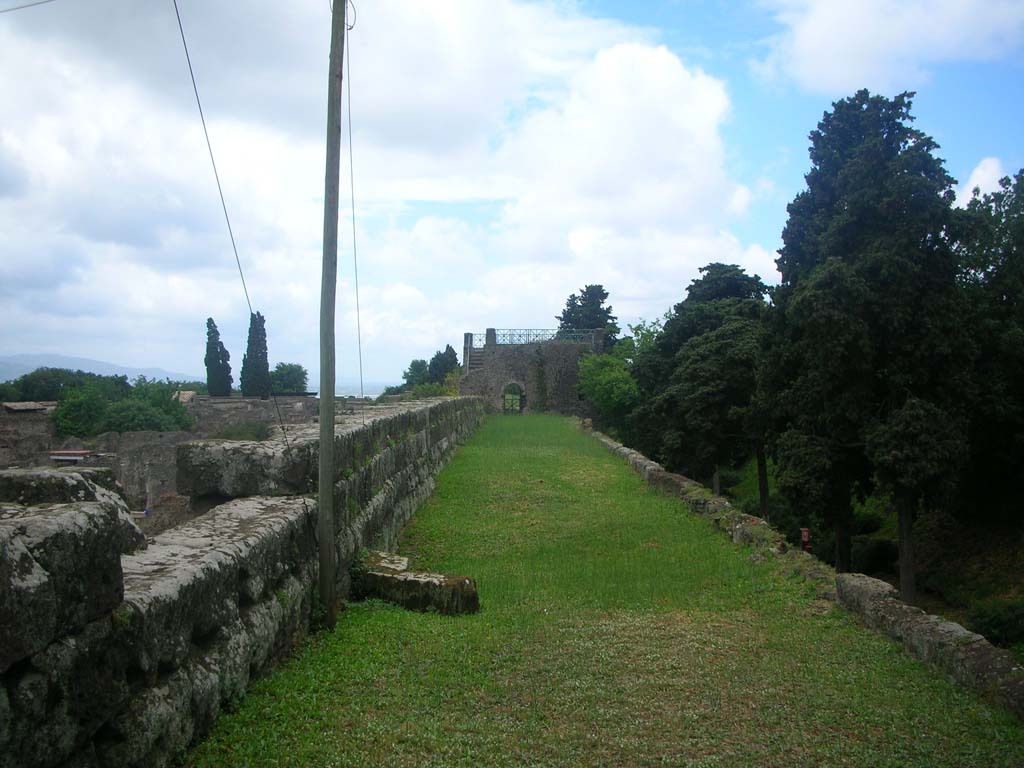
[0,467,145,555]
[646,470,694,497]
[358,550,479,615]
[175,439,315,499]
[99,665,198,768]
[1,613,138,768]
[1,502,126,674]
[731,516,788,553]
[835,573,898,615]
[0,528,56,674]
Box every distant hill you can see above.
[0,354,203,385]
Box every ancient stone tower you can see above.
[458,328,604,413]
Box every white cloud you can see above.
[0,1,772,382]
[757,0,1024,93]
[956,157,1007,206]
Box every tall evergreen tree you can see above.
[557,284,620,348]
[240,312,271,398]
[427,345,460,384]
[402,359,429,387]
[204,318,233,397]
[631,264,769,505]
[768,90,968,595]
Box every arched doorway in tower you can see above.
[502,382,526,413]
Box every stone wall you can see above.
[0,411,54,467]
[587,426,1024,722]
[89,431,192,508]
[184,395,317,437]
[0,397,485,768]
[458,341,590,414]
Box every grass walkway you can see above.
[189,415,1024,767]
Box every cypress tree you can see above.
[240,312,271,398]
[768,90,968,592]
[204,317,233,397]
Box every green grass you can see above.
[188,415,1024,768]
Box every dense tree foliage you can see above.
[204,318,233,397]
[636,264,768,502]
[557,284,620,348]
[402,359,429,388]
[0,367,130,403]
[769,90,968,593]
[427,345,460,384]
[270,363,309,394]
[53,375,191,437]
[954,170,1024,523]
[381,343,462,401]
[240,312,271,398]
[577,351,639,432]
[576,91,1024,609]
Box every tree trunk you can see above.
[834,503,853,573]
[755,441,769,521]
[712,466,721,496]
[898,504,916,604]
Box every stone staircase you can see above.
[467,347,486,372]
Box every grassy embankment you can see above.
[189,415,1024,768]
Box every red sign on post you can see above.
[800,528,811,553]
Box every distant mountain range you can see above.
[0,354,203,385]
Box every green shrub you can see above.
[54,386,109,437]
[577,353,639,430]
[967,599,1024,648]
[270,363,308,394]
[375,382,447,402]
[101,399,180,433]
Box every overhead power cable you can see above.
[171,1,302,471]
[0,0,58,14]
[344,8,366,403]
[171,0,253,316]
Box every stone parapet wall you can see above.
[587,427,1024,721]
[1,397,485,768]
[0,469,146,674]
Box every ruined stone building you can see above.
[457,328,603,413]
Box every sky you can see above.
[1,0,1022,386]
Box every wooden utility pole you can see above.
[318,0,346,629]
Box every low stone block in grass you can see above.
[354,550,480,616]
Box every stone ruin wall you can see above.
[0,396,322,534]
[0,395,318,470]
[183,394,318,437]
[0,410,54,467]
[458,341,592,415]
[0,397,485,768]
